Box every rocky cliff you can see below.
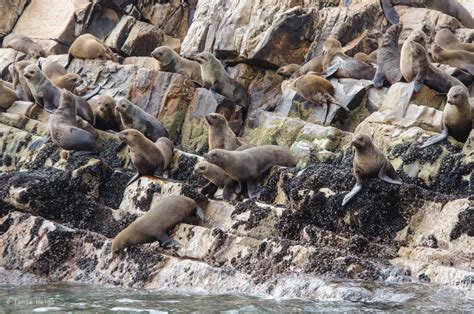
[0,0,472,299]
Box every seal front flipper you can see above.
[201,182,219,198]
[342,182,363,206]
[420,127,449,148]
[28,135,50,150]
[71,150,98,157]
[82,85,101,100]
[373,67,386,88]
[378,163,402,185]
[126,172,141,186]
[247,179,261,199]
[380,0,400,25]
[413,71,424,93]
[157,235,179,249]
[222,182,235,201]
[322,63,340,79]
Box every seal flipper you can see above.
[342,183,363,206]
[380,0,400,25]
[127,172,141,186]
[247,179,261,199]
[373,67,386,88]
[378,163,402,185]
[322,63,341,79]
[157,235,179,249]
[420,127,449,148]
[28,135,50,150]
[343,0,351,7]
[82,85,101,100]
[413,71,424,93]
[201,182,219,198]
[196,207,206,222]
[71,150,98,157]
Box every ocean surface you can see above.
[0,281,472,312]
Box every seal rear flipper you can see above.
[322,63,340,79]
[201,182,219,198]
[82,85,101,100]
[380,0,400,25]
[378,163,402,185]
[247,179,261,199]
[420,127,449,148]
[342,183,363,206]
[222,182,235,201]
[28,135,50,150]
[372,67,386,88]
[126,172,141,186]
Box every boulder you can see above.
[0,0,28,36]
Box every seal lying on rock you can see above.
[421,86,472,148]
[342,134,402,206]
[115,98,168,141]
[43,61,83,92]
[204,145,297,199]
[432,44,474,76]
[90,95,123,131]
[117,129,174,186]
[410,42,467,93]
[151,46,202,83]
[206,113,249,151]
[2,33,46,58]
[66,33,116,67]
[373,24,402,88]
[112,195,205,255]
[435,29,474,53]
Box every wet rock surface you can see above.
[0,0,473,298]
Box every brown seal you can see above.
[112,195,204,255]
[115,98,168,141]
[400,30,428,82]
[435,29,474,53]
[410,42,467,93]
[23,64,94,123]
[205,113,248,151]
[151,46,202,83]
[354,53,369,63]
[373,24,402,88]
[432,43,474,76]
[276,64,301,78]
[204,145,297,198]
[322,38,376,80]
[2,33,45,58]
[90,95,123,131]
[48,90,98,152]
[0,80,18,111]
[117,129,174,186]
[193,160,239,201]
[294,55,325,78]
[342,134,402,206]
[293,73,349,124]
[43,61,83,92]
[193,52,250,123]
[66,33,116,67]
[10,61,34,102]
[421,86,472,148]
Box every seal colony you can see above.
[0,0,472,259]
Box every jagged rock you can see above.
[0,0,28,36]
[121,20,165,56]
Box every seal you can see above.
[23,64,94,123]
[2,33,45,58]
[322,38,376,80]
[90,95,123,131]
[48,90,98,152]
[293,73,349,124]
[421,86,472,148]
[205,113,248,151]
[435,29,474,53]
[373,24,402,88]
[111,195,205,255]
[354,52,369,63]
[115,98,169,141]
[66,33,116,67]
[432,44,474,75]
[117,129,174,186]
[43,61,83,92]
[204,145,297,198]
[400,30,428,82]
[193,52,250,122]
[151,46,202,83]
[276,64,301,78]
[193,160,239,201]
[293,55,325,77]
[342,134,402,206]
[410,42,467,93]
[10,61,34,102]
[0,80,18,111]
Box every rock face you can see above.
[0,0,473,298]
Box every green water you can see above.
[0,282,472,312]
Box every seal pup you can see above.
[2,33,45,58]
[342,134,402,206]
[410,42,467,93]
[373,24,402,88]
[293,55,325,78]
[112,195,205,255]
[66,33,116,67]
[277,64,301,78]
[43,61,83,92]
[204,145,297,199]
[117,129,174,186]
[10,61,34,101]
[23,64,94,123]
[115,98,168,141]
[205,113,248,151]
[432,44,474,76]
[435,29,474,53]
[193,52,250,123]
[293,73,349,124]
[151,46,202,83]
[90,95,123,131]
[400,30,428,82]
[0,80,18,111]
[322,38,376,80]
[421,86,472,148]
[193,160,239,201]
[48,90,98,152]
